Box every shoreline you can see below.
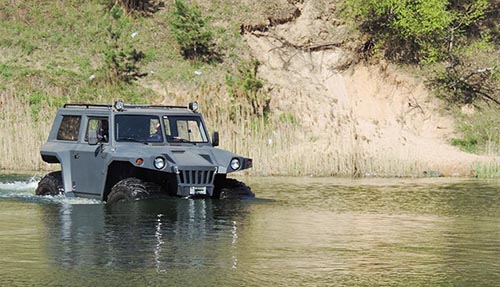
[1,169,497,179]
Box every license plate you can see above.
[189,186,207,195]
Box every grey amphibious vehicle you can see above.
[36,101,253,203]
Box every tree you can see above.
[168,0,216,62]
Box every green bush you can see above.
[168,0,217,62]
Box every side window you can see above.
[86,118,109,143]
[57,115,81,141]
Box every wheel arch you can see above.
[103,161,174,201]
[103,161,139,201]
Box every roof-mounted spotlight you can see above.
[188,101,199,112]
[114,100,124,111]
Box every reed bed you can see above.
[0,90,53,171]
[473,161,500,178]
[471,142,500,177]
[0,84,463,177]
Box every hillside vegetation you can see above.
[0,0,498,177]
[343,0,499,156]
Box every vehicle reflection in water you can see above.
[39,198,250,272]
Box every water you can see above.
[1,174,500,286]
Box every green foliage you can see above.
[448,0,490,28]
[225,59,270,120]
[168,0,217,62]
[345,0,498,109]
[343,0,489,63]
[101,5,147,84]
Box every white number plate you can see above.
[190,186,207,195]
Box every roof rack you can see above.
[125,104,188,110]
[63,103,112,109]
[63,103,189,110]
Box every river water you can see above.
[1,174,500,286]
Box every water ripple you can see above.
[1,174,500,286]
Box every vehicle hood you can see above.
[162,146,240,173]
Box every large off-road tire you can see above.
[214,178,254,199]
[107,177,164,204]
[36,171,64,196]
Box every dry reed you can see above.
[0,84,441,177]
[0,90,53,171]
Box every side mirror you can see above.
[88,130,98,145]
[212,131,219,147]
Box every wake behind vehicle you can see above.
[36,101,253,203]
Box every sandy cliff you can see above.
[240,0,498,176]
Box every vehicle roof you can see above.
[59,103,197,116]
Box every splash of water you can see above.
[0,175,101,205]
[0,177,39,191]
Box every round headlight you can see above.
[154,157,166,169]
[230,158,241,170]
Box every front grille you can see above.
[177,169,215,186]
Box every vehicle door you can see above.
[70,117,110,198]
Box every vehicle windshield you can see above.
[163,116,208,143]
[115,115,163,143]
